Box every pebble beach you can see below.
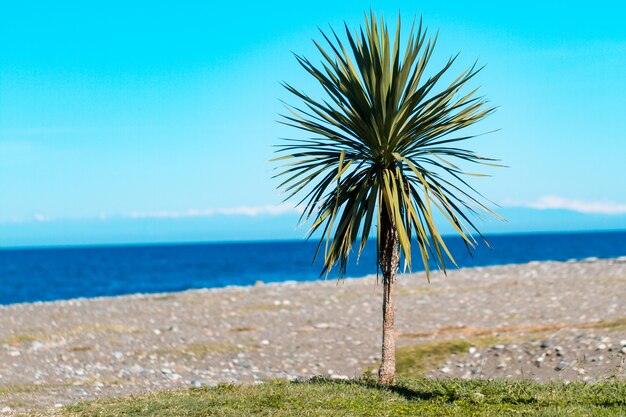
[1,258,626,415]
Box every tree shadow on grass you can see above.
[296,377,446,403]
[382,384,443,402]
[297,377,546,405]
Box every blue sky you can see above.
[1,1,625,246]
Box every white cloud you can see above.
[33,213,49,222]
[0,205,303,224]
[129,204,301,219]
[513,196,626,215]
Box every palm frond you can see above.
[273,12,501,278]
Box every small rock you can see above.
[261,340,270,345]
[540,340,553,349]
[619,340,626,347]
[129,365,144,374]
[30,341,45,350]
[314,323,330,329]
[1,407,13,414]
[555,360,567,371]
[8,350,20,357]
[597,343,607,350]
[440,366,450,374]
[112,351,123,360]
[620,347,626,355]
[468,347,477,354]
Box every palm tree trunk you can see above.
[378,204,400,385]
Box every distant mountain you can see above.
[1,207,624,248]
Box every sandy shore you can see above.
[1,258,626,415]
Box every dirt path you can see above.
[1,258,625,415]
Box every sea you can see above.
[1,230,625,305]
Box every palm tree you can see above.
[274,12,501,386]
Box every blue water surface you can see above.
[1,230,625,305]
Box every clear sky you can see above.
[1,1,625,246]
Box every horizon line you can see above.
[2,228,625,251]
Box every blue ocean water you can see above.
[1,230,625,305]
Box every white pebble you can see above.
[30,341,45,350]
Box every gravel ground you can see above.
[1,258,625,415]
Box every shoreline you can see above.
[1,259,625,415]
[2,256,625,309]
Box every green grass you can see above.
[0,383,43,396]
[58,377,626,416]
[1,324,144,346]
[2,334,45,344]
[395,340,474,377]
[391,336,514,378]
[237,303,289,314]
[154,342,238,358]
